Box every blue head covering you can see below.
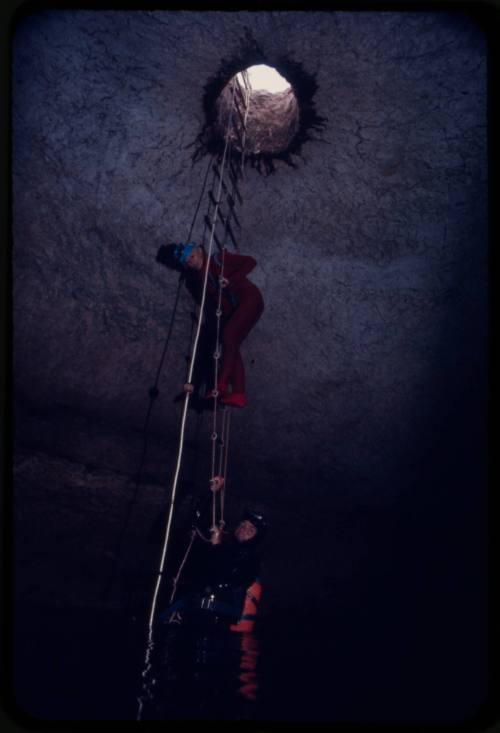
[173,242,196,265]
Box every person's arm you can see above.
[184,273,202,305]
[222,252,257,288]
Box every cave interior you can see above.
[10,8,491,723]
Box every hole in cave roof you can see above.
[237,64,291,93]
[193,50,327,175]
[215,64,299,157]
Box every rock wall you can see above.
[11,10,488,617]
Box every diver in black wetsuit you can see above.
[161,498,267,628]
[141,492,267,719]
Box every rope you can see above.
[136,98,241,720]
[138,77,251,718]
[207,77,247,537]
[168,528,197,605]
[207,73,250,543]
[143,75,239,636]
[100,274,184,606]
[209,238,228,536]
[138,105,240,720]
[239,70,251,173]
[209,405,228,541]
[167,524,211,610]
[217,407,228,478]
[100,152,215,609]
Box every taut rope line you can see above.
[138,73,251,720]
[101,152,214,608]
[207,73,249,538]
[138,81,240,721]
[144,77,239,635]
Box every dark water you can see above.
[11,596,490,724]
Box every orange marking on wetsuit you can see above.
[230,580,262,632]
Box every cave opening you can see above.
[215,63,299,157]
[194,46,326,175]
[237,64,291,93]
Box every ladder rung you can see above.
[229,204,241,230]
[224,195,241,229]
[211,188,240,229]
[226,219,239,250]
[217,206,227,228]
[234,79,247,107]
[239,72,251,92]
[229,159,242,185]
[230,121,245,151]
[205,214,225,251]
[213,164,230,194]
[213,229,223,251]
[229,175,243,205]
[233,97,248,131]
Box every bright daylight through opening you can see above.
[215,63,298,157]
[236,64,291,94]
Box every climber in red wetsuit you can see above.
[168,242,264,408]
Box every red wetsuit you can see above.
[190,250,264,394]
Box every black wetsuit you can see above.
[164,535,260,625]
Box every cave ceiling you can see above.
[11,9,489,610]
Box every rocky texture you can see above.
[197,45,325,172]
[12,448,164,608]
[215,81,299,155]
[11,9,488,630]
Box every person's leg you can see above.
[222,351,246,407]
[218,295,263,390]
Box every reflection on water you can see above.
[14,603,487,723]
[237,632,259,701]
[137,619,261,720]
[135,631,154,721]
